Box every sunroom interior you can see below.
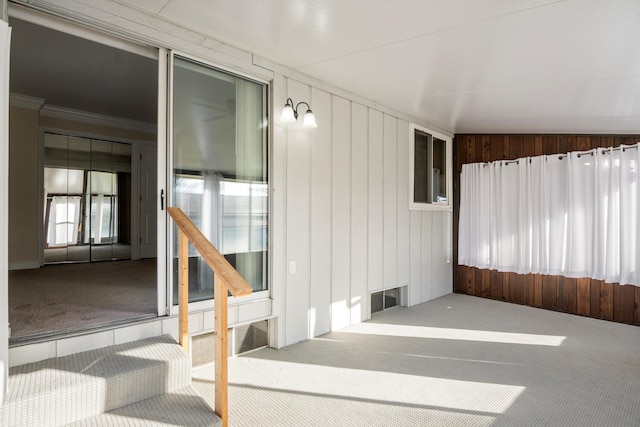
[0,1,639,424]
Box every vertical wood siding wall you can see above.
[454,134,640,327]
[275,78,453,347]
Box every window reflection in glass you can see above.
[410,124,451,209]
[172,56,268,303]
[43,134,132,263]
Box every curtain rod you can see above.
[576,145,639,158]
[481,143,640,166]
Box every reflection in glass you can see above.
[172,56,268,303]
[413,130,429,204]
[413,129,448,205]
[43,133,132,263]
[371,287,401,315]
[432,137,447,203]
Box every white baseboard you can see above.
[9,261,40,271]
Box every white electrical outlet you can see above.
[289,261,296,274]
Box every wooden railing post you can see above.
[167,207,252,427]
[214,274,229,425]
[177,228,189,351]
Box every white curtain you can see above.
[458,144,640,287]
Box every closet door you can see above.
[43,134,89,264]
[89,140,131,261]
[43,133,132,264]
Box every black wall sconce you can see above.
[280,97,317,128]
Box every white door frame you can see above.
[165,50,271,315]
[157,47,168,316]
[1,14,11,406]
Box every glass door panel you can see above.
[67,137,90,262]
[43,134,90,263]
[43,133,70,264]
[171,55,268,304]
[90,140,132,261]
[90,139,112,261]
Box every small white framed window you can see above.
[409,123,452,211]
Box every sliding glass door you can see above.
[170,55,268,305]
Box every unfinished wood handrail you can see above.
[168,207,253,297]
[167,206,253,427]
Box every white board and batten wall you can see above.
[274,76,454,347]
[1,2,453,369]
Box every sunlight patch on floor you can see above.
[341,323,566,346]
[376,351,526,366]
[225,357,525,415]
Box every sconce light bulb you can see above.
[302,110,318,128]
[281,104,296,123]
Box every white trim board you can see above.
[1,18,11,405]
[8,298,273,367]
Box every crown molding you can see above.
[9,93,46,110]
[40,104,156,134]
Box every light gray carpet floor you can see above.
[9,259,157,338]
[193,293,640,427]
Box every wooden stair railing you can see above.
[167,207,253,427]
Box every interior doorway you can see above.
[7,11,159,341]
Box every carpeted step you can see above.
[1,335,191,426]
[66,385,221,427]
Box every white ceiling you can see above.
[9,17,158,123]
[120,0,640,134]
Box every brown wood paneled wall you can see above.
[453,134,640,326]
